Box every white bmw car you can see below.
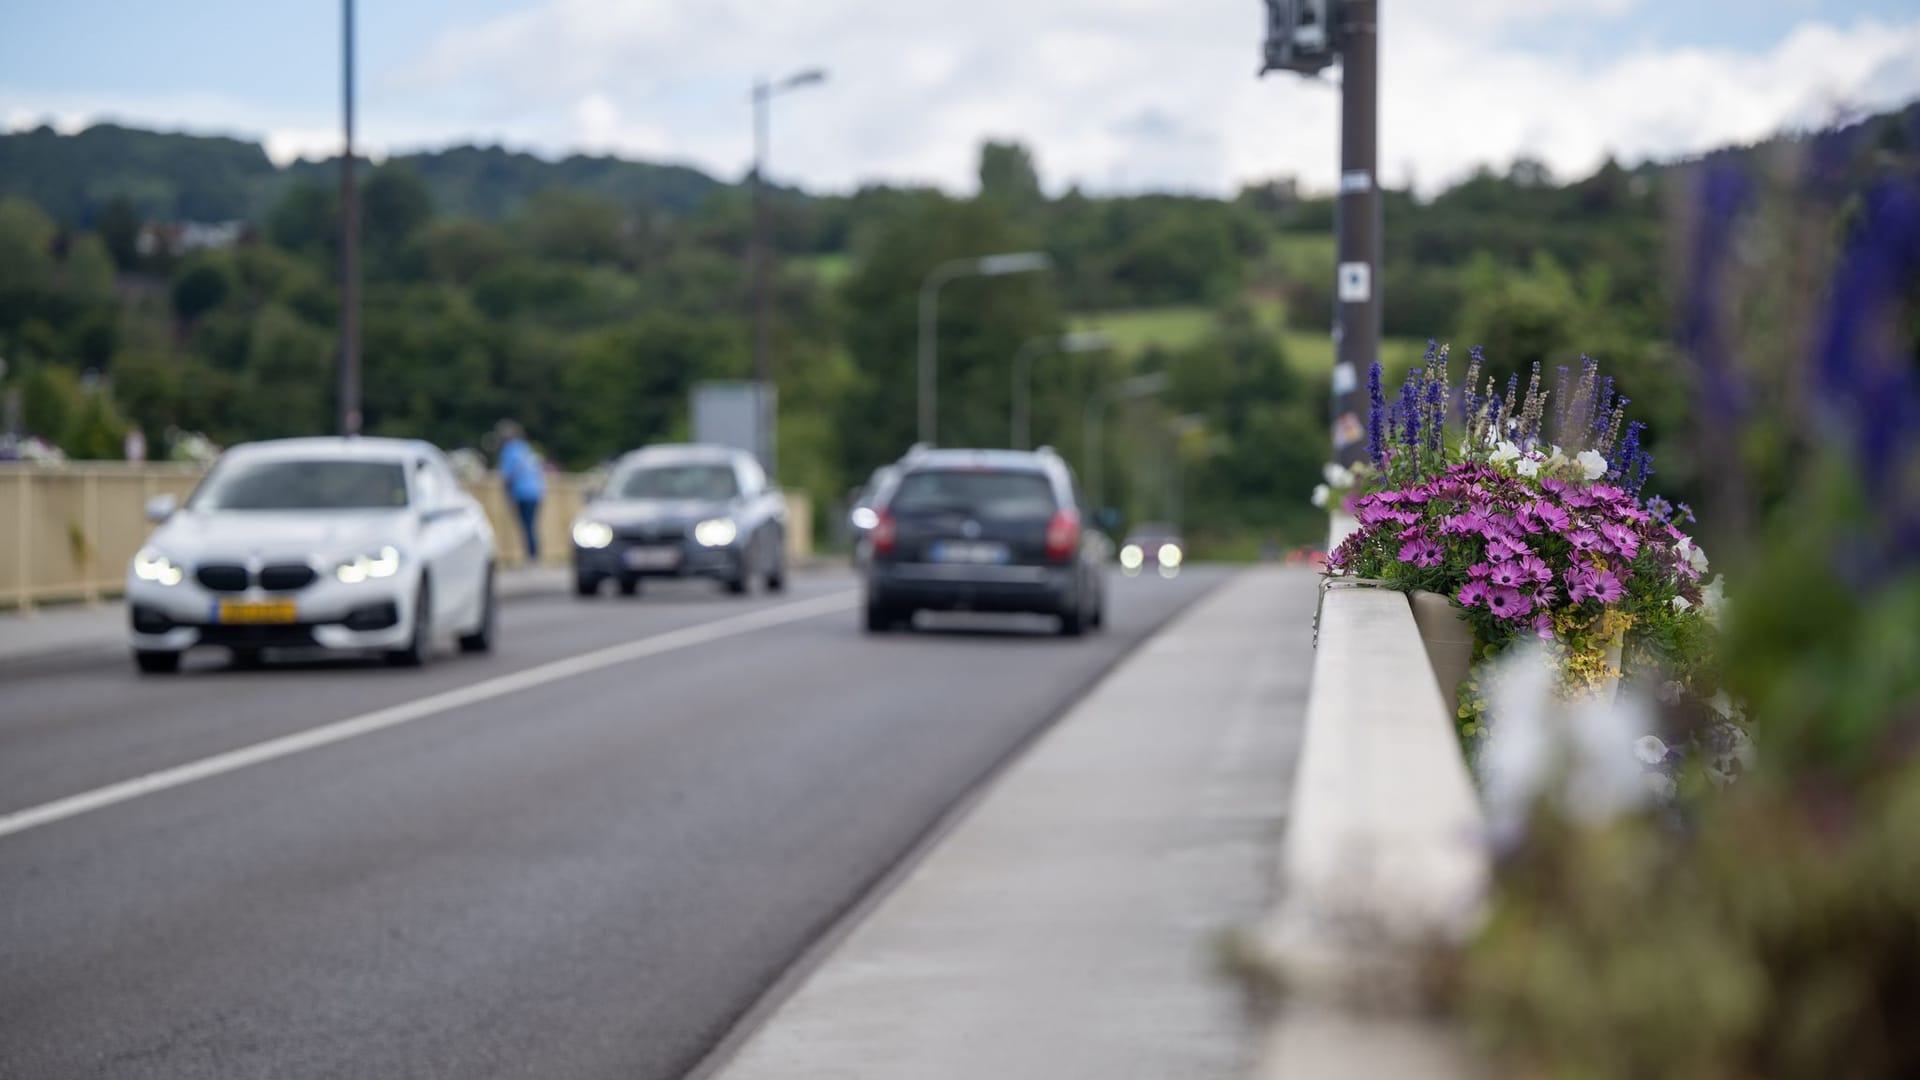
[126,437,497,673]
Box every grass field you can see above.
[1070,298,1423,382]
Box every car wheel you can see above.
[765,549,787,593]
[134,649,182,674]
[574,573,602,598]
[386,579,433,667]
[459,565,496,653]
[617,575,641,597]
[864,600,901,633]
[1058,596,1086,638]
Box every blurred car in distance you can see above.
[862,447,1107,636]
[126,436,498,673]
[570,444,786,597]
[1118,524,1184,576]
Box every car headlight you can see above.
[694,518,738,547]
[572,521,614,549]
[1158,543,1183,569]
[1119,544,1143,570]
[336,545,402,584]
[133,547,185,586]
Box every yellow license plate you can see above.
[215,599,299,625]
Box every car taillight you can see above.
[872,510,897,556]
[1044,509,1080,562]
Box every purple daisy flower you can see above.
[1564,565,1596,603]
[1487,562,1525,588]
[1488,535,1532,562]
[1458,580,1489,608]
[1486,587,1533,620]
[1531,611,1555,640]
[1566,529,1604,553]
[1590,568,1625,604]
[1599,522,1640,559]
[1397,537,1444,568]
[1468,562,1494,580]
[1529,500,1570,532]
[1517,555,1552,583]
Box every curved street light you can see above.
[749,66,828,477]
[917,251,1051,445]
[1010,331,1109,451]
[1084,371,1170,514]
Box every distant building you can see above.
[135,220,249,258]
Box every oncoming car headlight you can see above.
[572,521,614,549]
[1157,543,1184,569]
[133,548,185,586]
[1118,544,1144,571]
[336,546,402,584]
[694,518,738,547]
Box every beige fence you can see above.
[2,464,813,610]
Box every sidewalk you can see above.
[0,565,570,669]
[713,566,1318,1080]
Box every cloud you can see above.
[8,1,1919,196]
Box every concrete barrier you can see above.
[2,464,813,610]
[1246,511,1490,1079]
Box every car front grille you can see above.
[196,564,250,592]
[258,564,318,591]
[616,524,686,543]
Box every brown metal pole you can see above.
[338,0,361,435]
[1331,0,1378,466]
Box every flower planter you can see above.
[1410,589,1475,713]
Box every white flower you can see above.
[1491,440,1522,465]
[1688,546,1709,575]
[1634,734,1670,765]
[1671,595,1693,613]
[1708,690,1746,723]
[1576,449,1608,481]
[1515,457,1541,478]
[1311,484,1330,509]
[1546,445,1569,469]
[1645,773,1678,801]
[1323,463,1354,488]
[1701,576,1726,623]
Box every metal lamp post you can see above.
[749,67,826,478]
[1010,331,1108,450]
[917,251,1051,446]
[338,0,360,435]
[1083,371,1170,516]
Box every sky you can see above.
[3,0,1918,197]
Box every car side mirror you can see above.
[145,493,178,523]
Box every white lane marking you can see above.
[0,590,858,841]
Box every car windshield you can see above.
[191,459,410,511]
[889,470,1057,520]
[615,463,738,500]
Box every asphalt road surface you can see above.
[0,565,1224,1079]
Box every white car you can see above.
[126,437,497,674]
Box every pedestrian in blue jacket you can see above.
[495,420,546,562]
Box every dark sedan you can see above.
[569,444,787,597]
[862,447,1107,636]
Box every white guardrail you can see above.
[1247,511,1490,1079]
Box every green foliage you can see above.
[170,259,233,323]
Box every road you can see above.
[0,566,1223,1079]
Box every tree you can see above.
[978,140,1044,221]
[171,259,232,323]
[97,196,141,270]
[362,163,433,274]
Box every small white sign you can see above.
[1330,362,1357,395]
[1340,169,1372,193]
[1337,262,1371,303]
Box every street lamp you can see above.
[1010,331,1108,450]
[917,251,1051,445]
[750,66,827,478]
[1084,371,1170,515]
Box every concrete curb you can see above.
[1245,515,1490,1079]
